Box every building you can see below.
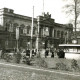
[37,13,73,49]
[0,8,73,50]
[73,31,80,44]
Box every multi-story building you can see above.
[0,8,73,50]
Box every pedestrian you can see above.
[57,49,65,58]
[51,51,54,58]
[37,50,41,58]
[26,49,30,57]
[45,49,49,58]
[32,49,34,57]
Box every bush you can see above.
[6,54,12,62]
[3,53,13,62]
[36,57,48,68]
[71,59,80,71]
[22,56,31,65]
[55,62,68,70]
[15,52,21,64]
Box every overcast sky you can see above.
[0,0,71,24]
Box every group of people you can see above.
[45,48,65,58]
[26,49,37,57]
[0,47,65,59]
[45,49,54,58]
[22,48,65,58]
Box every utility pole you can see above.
[43,0,44,15]
[30,6,34,58]
[36,16,40,54]
[74,0,77,40]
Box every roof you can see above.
[59,44,80,47]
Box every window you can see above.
[27,26,30,34]
[5,22,13,32]
[20,24,25,34]
[27,28,29,34]
[9,23,13,32]
[20,28,23,34]
[13,26,16,32]
[61,31,64,38]
[13,23,19,32]
[23,28,27,34]
[43,27,49,36]
[33,27,36,35]
[57,30,60,38]
[54,30,56,37]
[5,23,10,31]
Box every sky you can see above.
[0,0,71,24]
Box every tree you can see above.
[63,0,80,39]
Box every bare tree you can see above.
[63,0,80,39]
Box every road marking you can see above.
[0,62,80,77]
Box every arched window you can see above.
[65,32,67,38]
[20,24,25,34]
[33,26,36,35]
[20,24,25,28]
[8,21,14,32]
[5,21,13,32]
[27,25,31,34]
[5,23,10,31]
[13,23,19,32]
[23,27,27,34]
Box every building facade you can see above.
[0,8,73,50]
